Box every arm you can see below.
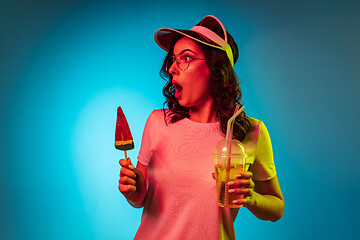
[247,175,284,221]
[118,159,148,208]
[238,120,284,221]
[229,173,284,222]
[118,111,155,208]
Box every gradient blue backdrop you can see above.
[1,0,359,239]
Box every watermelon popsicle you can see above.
[115,106,134,160]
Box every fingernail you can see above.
[129,165,135,170]
[228,181,234,186]
[228,189,235,193]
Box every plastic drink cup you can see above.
[213,139,248,208]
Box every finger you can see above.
[118,184,136,194]
[119,176,136,186]
[249,179,255,189]
[232,198,246,206]
[228,188,253,196]
[235,171,253,179]
[120,167,137,178]
[119,159,135,170]
[227,180,252,188]
[119,158,135,170]
[126,157,136,169]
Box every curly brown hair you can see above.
[160,32,250,141]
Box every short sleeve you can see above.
[137,112,154,166]
[250,121,277,181]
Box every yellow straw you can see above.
[223,105,245,207]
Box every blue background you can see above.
[1,0,359,239]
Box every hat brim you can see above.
[154,28,223,52]
[154,15,235,66]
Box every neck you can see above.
[189,100,216,123]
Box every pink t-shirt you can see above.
[135,109,276,240]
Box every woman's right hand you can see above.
[118,158,147,208]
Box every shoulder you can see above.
[149,109,163,118]
[148,108,169,119]
[146,109,170,126]
[246,116,262,126]
[246,116,270,129]
[246,116,262,133]
[244,116,268,141]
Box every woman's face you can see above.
[168,37,212,109]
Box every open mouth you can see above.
[173,82,183,96]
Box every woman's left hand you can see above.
[228,171,255,207]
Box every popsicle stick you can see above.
[124,150,128,161]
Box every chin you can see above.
[178,100,192,108]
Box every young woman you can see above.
[118,15,284,240]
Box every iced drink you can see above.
[213,139,247,208]
[215,163,249,208]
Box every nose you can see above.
[168,60,179,76]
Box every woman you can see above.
[118,15,284,240]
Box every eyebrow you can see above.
[174,49,198,56]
